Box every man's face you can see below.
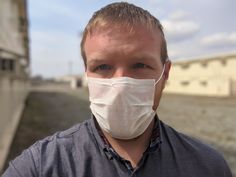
[84,25,171,110]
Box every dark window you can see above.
[181,81,190,86]
[201,62,208,67]
[1,59,7,70]
[200,81,207,87]
[19,17,26,33]
[9,60,15,71]
[0,58,15,72]
[221,60,227,66]
[181,64,189,69]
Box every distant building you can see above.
[0,0,30,171]
[81,74,88,88]
[54,75,82,89]
[165,53,236,97]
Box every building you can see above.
[54,75,82,89]
[0,0,30,171]
[165,53,236,97]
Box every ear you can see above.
[161,60,171,90]
[164,60,171,80]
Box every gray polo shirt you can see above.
[2,117,232,177]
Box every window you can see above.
[221,60,227,66]
[9,60,15,71]
[181,81,190,86]
[19,16,26,33]
[0,58,15,72]
[200,81,207,87]
[181,64,189,69]
[1,59,7,70]
[201,62,208,68]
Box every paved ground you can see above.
[3,87,91,172]
[2,86,236,176]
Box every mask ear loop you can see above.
[85,73,89,81]
[154,64,165,86]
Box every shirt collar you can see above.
[148,115,162,152]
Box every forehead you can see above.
[87,23,161,39]
[84,25,162,56]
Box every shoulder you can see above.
[160,121,232,176]
[30,119,94,161]
[29,119,90,153]
[3,119,93,177]
[161,120,220,154]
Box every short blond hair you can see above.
[80,2,168,67]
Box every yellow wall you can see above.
[165,54,236,97]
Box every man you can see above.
[2,2,232,177]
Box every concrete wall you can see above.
[0,75,29,172]
[165,53,236,97]
[0,0,30,172]
[0,75,28,132]
[0,0,27,57]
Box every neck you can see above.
[102,119,155,168]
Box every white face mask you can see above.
[87,65,165,139]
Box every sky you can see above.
[28,0,236,78]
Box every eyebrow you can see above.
[87,59,108,65]
[133,55,160,64]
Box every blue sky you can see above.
[28,0,236,78]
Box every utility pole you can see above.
[68,61,73,75]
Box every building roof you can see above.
[172,52,236,66]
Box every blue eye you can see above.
[133,63,149,69]
[94,64,112,71]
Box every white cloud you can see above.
[168,48,183,59]
[201,32,236,47]
[167,40,202,60]
[169,10,188,21]
[147,0,162,5]
[162,19,199,42]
